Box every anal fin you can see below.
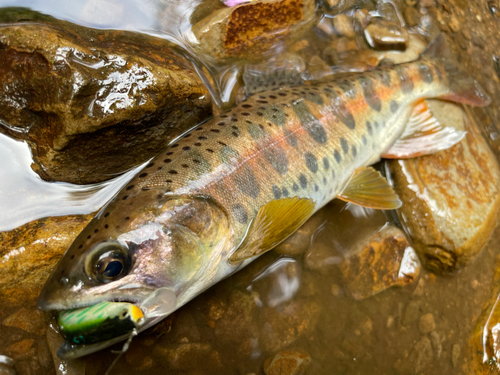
[229,197,315,263]
[337,166,402,210]
[382,100,466,159]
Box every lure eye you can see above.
[86,241,131,283]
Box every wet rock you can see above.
[263,349,311,375]
[191,0,318,63]
[418,313,436,334]
[0,214,92,305]
[430,331,442,358]
[339,225,420,300]
[387,101,500,274]
[260,299,320,353]
[2,308,46,335]
[402,300,422,326]
[410,337,433,373]
[5,339,35,361]
[307,55,333,81]
[404,6,421,27]
[364,20,409,50]
[375,33,427,64]
[153,343,222,371]
[0,12,211,184]
[451,343,460,368]
[332,14,355,38]
[0,356,16,375]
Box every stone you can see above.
[387,101,500,274]
[307,55,333,81]
[153,343,222,371]
[451,344,460,368]
[5,339,35,361]
[430,331,442,358]
[404,6,421,27]
[364,20,410,51]
[0,214,92,306]
[374,33,427,64]
[339,225,420,300]
[418,313,436,333]
[402,300,422,326]
[191,0,318,63]
[409,337,433,373]
[326,0,339,7]
[263,349,311,375]
[0,10,211,184]
[2,308,46,335]
[332,14,355,38]
[0,356,15,375]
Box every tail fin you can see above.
[421,34,491,107]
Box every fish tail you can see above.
[420,34,491,106]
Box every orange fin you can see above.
[337,167,402,210]
[229,197,315,263]
[382,100,465,159]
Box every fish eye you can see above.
[85,241,131,283]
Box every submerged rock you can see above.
[191,0,318,63]
[0,11,211,184]
[364,20,409,50]
[263,349,311,375]
[387,101,500,274]
[339,225,420,300]
[0,214,92,305]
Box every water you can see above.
[1,0,500,374]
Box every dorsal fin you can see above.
[337,166,402,210]
[229,197,315,263]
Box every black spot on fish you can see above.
[304,152,318,173]
[139,173,148,178]
[395,65,414,94]
[217,122,225,126]
[264,146,289,175]
[305,91,324,105]
[105,224,109,229]
[168,170,178,174]
[337,79,356,99]
[282,187,289,197]
[418,63,433,83]
[292,100,328,144]
[352,145,357,157]
[198,136,207,140]
[232,204,248,224]
[272,185,282,199]
[242,104,252,108]
[293,183,299,191]
[235,165,260,199]
[164,159,172,163]
[210,129,220,133]
[183,146,191,151]
[340,138,349,154]
[126,185,134,190]
[279,92,287,97]
[359,76,382,112]
[323,157,329,170]
[390,100,399,113]
[122,196,128,200]
[181,164,189,168]
[263,105,286,126]
[146,162,154,168]
[299,174,307,188]
[284,129,298,147]
[362,135,367,145]
[334,150,341,163]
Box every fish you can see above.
[38,34,490,358]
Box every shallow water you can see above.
[1,0,500,374]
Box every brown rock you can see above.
[418,313,436,333]
[404,6,421,27]
[153,343,222,371]
[191,0,318,63]
[5,339,35,361]
[332,14,355,38]
[264,349,311,375]
[339,226,420,300]
[0,214,92,305]
[307,55,334,81]
[2,308,46,335]
[0,10,211,184]
[387,101,500,274]
[364,20,410,51]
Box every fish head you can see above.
[38,194,231,319]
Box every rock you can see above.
[2,308,46,335]
[191,0,318,63]
[409,337,433,373]
[45,326,86,375]
[5,339,35,361]
[153,343,222,371]
[0,214,92,305]
[374,33,427,64]
[332,14,355,38]
[0,11,211,184]
[418,313,436,334]
[307,55,333,81]
[260,299,320,353]
[364,20,409,50]
[387,101,500,274]
[263,349,311,375]
[0,356,16,375]
[404,6,421,27]
[430,331,442,358]
[326,0,340,8]
[402,300,422,326]
[339,225,420,300]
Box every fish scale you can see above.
[38,35,491,359]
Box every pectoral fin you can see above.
[382,100,466,159]
[337,166,402,210]
[229,197,315,263]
